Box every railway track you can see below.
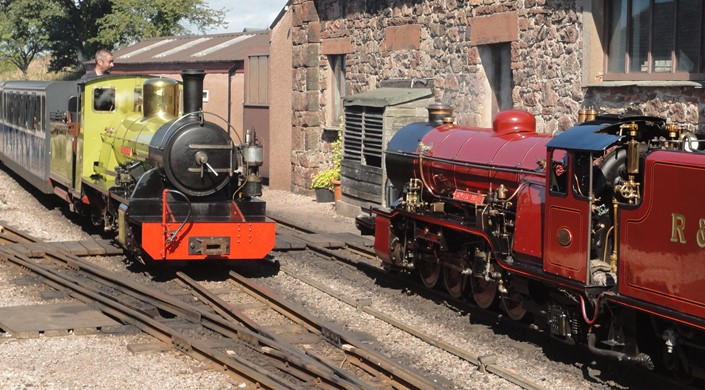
[269,216,697,390]
[271,219,546,390]
[0,216,692,389]
[0,223,440,389]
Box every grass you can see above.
[0,57,77,81]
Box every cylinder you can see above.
[181,69,205,114]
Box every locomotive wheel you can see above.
[470,263,498,309]
[501,291,527,321]
[417,253,441,288]
[442,257,466,298]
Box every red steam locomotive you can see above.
[357,106,705,380]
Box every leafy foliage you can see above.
[0,0,228,74]
[0,0,63,77]
[311,134,342,189]
[45,0,114,72]
[94,0,227,48]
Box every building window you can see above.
[605,0,705,80]
[328,55,346,128]
[247,55,268,105]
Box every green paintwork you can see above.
[71,75,181,194]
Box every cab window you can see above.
[93,88,115,111]
[549,149,568,195]
[572,153,590,198]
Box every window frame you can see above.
[92,87,116,112]
[327,54,346,129]
[603,0,705,81]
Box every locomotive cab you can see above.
[543,146,619,287]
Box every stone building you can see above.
[289,0,705,213]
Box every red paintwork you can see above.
[619,151,705,320]
[141,220,275,260]
[606,294,705,332]
[142,189,275,260]
[542,154,589,284]
[418,111,551,197]
[372,204,592,293]
[512,182,545,263]
[493,109,537,135]
[374,213,392,263]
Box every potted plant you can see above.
[311,135,342,202]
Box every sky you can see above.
[202,0,288,34]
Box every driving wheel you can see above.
[471,275,497,309]
[442,256,466,298]
[501,290,527,321]
[417,253,441,288]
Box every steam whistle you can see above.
[242,128,263,197]
[614,122,641,204]
[666,123,680,141]
[578,107,598,123]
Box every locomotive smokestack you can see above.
[427,103,453,126]
[181,69,205,114]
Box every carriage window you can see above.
[6,93,13,124]
[13,93,20,125]
[35,95,42,130]
[93,88,115,111]
[28,95,38,130]
[549,149,568,194]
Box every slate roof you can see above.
[112,31,270,65]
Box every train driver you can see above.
[81,49,114,79]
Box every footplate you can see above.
[188,237,231,256]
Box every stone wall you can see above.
[289,0,705,193]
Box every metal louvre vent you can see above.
[344,106,384,168]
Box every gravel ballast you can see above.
[0,166,624,389]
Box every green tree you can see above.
[46,0,114,72]
[0,0,63,77]
[95,0,227,47]
[45,0,227,72]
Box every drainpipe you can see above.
[227,63,239,130]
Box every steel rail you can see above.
[279,261,546,390]
[0,225,40,244]
[0,231,399,389]
[175,271,374,390]
[267,220,547,390]
[40,248,373,389]
[0,246,291,389]
[228,270,443,390]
